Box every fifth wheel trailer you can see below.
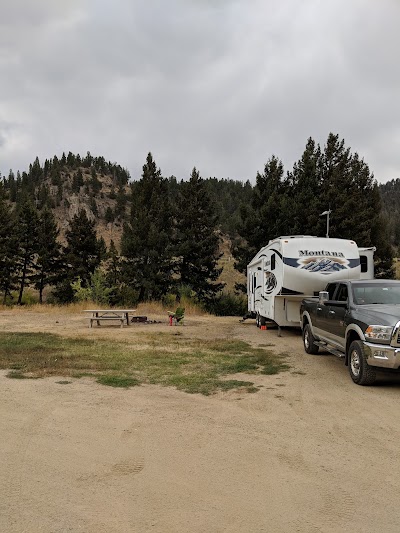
[247,236,375,328]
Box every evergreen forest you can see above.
[0,134,398,311]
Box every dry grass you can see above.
[0,331,289,395]
[0,298,209,317]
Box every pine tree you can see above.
[233,155,286,281]
[105,239,121,287]
[32,207,63,303]
[64,209,102,286]
[379,178,400,252]
[0,194,19,304]
[288,138,323,235]
[90,167,102,194]
[121,153,174,301]
[89,196,98,216]
[105,206,115,224]
[319,134,393,277]
[15,198,40,304]
[175,167,224,302]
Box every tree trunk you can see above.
[17,259,28,305]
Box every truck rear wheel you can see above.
[348,340,377,386]
[303,324,319,354]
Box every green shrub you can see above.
[50,280,75,304]
[72,270,114,305]
[206,292,247,316]
[5,290,39,306]
[161,293,176,308]
[114,285,139,307]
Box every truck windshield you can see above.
[352,284,400,305]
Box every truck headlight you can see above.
[365,325,393,342]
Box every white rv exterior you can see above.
[358,247,376,279]
[247,236,374,327]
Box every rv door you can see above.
[252,272,257,309]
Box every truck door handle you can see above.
[329,310,335,315]
[317,307,322,311]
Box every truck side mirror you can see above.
[319,291,329,304]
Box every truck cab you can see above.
[300,280,400,385]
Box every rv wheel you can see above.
[256,313,266,328]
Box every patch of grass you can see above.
[7,370,39,379]
[0,331,290,395]
[260,361,290,375]
[96,375,140,388]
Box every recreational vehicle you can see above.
[247,236,375,328]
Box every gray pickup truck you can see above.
[300,280,400,385]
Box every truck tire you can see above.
[348,340,377,386]
[303,324,319,354]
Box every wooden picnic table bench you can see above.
[84,309,137,328]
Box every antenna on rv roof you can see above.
[320,209,332,238]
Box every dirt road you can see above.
[1,310,400,532]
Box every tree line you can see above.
[0,153,223,307]
[379,178,400,253]
[0,133,396,307]
[232,133,394,282]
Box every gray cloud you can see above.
[0,0,399,182]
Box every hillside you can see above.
[1,152,249,294]
[2,152,131,248]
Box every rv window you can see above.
[271,254,276,270]
[360,255,368,273]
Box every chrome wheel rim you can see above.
[304,330,310,349]
[350,349,360,377]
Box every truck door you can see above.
[326,283,348,349]
[313,283,338,339]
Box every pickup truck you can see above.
[300,280,400,385]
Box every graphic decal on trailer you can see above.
[300,257,347,272]
[284,254,360,273]
[264,272,277,293]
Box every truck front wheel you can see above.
[303,324,319,354]
[348,340,377,386]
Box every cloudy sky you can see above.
[0,0,399,183]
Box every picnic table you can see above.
[84,309,137,328]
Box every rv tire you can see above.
[256,313,266,328]
[303,324,319,355]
